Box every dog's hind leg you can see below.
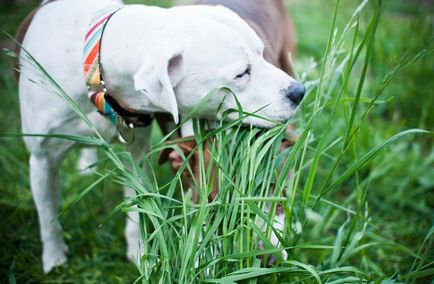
[30,153,69,273]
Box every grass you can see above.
[1,0,433,283]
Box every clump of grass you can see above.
[121,0,431,282]
[1,0,433,283]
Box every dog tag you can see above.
[117,126,135,145]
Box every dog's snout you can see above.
[285,83,305,106]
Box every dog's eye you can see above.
[235,66,251,80]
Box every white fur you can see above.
[258,204,288,262]
[19,0,300,272]
[77,148,98,174]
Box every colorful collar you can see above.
[83,6,152,128]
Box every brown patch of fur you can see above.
[159,137,218,203]
[196,0,296,76]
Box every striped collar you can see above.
[83,6,152,129]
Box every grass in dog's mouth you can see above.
[1,0,433,283]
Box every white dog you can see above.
[16,0,305,273]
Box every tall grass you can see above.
[122,1,431,282]
[1,0,433,283]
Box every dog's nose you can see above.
[285,83,305,106]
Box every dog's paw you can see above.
[125,216,143,264]
[42,241,69,273]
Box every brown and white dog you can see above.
[15,0,304,272]
[160,0,300,264]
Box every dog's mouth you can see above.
[221,106,297,129]
[158,132,297,167]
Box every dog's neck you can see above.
[84,5,153,128]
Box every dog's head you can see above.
[134,5,305,127]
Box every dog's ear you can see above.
[134,46,184,124]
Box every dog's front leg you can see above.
[122,127,152,263]
[30,154,69,273]
[124,186,143,263]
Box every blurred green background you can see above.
[0,0,433,282]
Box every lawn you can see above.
[0,0,433,283]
